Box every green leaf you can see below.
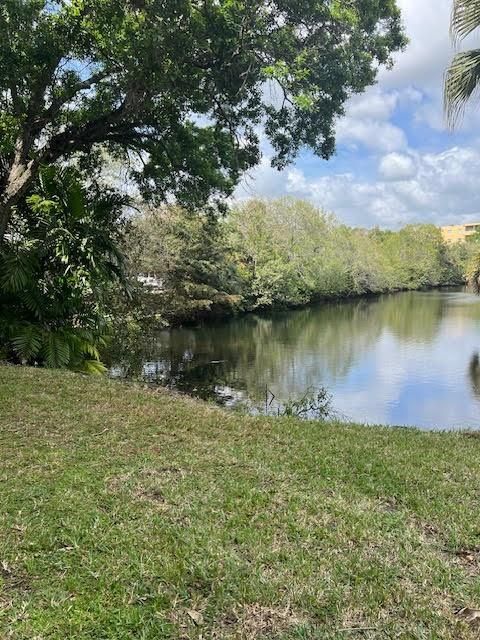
[43,332,71,369]
[444,49,480,127]
[78,359,107,375]
[12,325,42,361]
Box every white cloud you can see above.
[236,144,480,229]
[384,0,480,132]
[347,89,399,121]
[381,0,453,91]
[287,145,480,227]
[336,87,408,152]
[379,153,417,181]
[235,156,287,200]
[337,118,407,153]
[234,0,480,228]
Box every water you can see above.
[110,288,480,430]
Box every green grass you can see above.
[2,367,480,639]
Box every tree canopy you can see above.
[0,0,405,240]
[127,199,467,326]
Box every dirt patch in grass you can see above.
[455,607,480,630]
[0,562,31,594]
[463,432,480,440]
[106,465,187,506]
[449,548,480,575]
[212,603,305,639]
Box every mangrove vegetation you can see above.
[129,198,471,325]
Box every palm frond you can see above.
[43,331,71,369]
[444,48,480,127]
[451,0,480,43]
[66,180,86,221]
[0,248,39,293]
[20,288,45,318]
[77,359,107,375]
[11,325,42,361]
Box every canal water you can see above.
[110,288,480,430]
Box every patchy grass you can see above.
[2,367,480,638]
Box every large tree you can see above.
[444,0,480,126]
[0,0,405,241]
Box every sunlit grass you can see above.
[2,366,480,638]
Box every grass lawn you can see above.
[2,367,480,639]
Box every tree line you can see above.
[129,198,470,325]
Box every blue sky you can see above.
[235,0,480,229]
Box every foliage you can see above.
[130,206,245,324]
[466,250,480,292]
[275,387,333,421]
[227,199,465,310]
[128,199,467,326]
[444,0,480,126]
[0,167,128,371]
[228,199,336,307]
[0,0,406,240]
[460,230,480,292]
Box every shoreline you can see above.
[163,281,468,329]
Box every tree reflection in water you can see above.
[108,288,480,427]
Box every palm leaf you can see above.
[0,249,39,293]
[444,49,480,127]
[77,359,107,375]
[43,331,71,369]
[451,0,480,43]
[20,288,44,318]
[12,325,43,361]
[66,181,86,221]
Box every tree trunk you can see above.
[0,161,36,243]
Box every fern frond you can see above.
[20,289,44,318]
[43,332,71,369]
[0,250,39,293]
[77,359,107,375]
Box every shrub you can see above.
[0,167,128,372]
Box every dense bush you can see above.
[0,168,128,371]
[129,207,245,324]
[229,200,467,307]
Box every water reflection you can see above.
[109,288,480,430]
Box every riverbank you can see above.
[2,366,480,638]
[151,280,468,329]
[133,203,470,327]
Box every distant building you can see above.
[441,222,480,243]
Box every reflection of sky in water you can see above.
[111,289,480,430]
[332,328,480,429]
[316,296,480,429]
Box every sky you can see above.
[235,0,480,230]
